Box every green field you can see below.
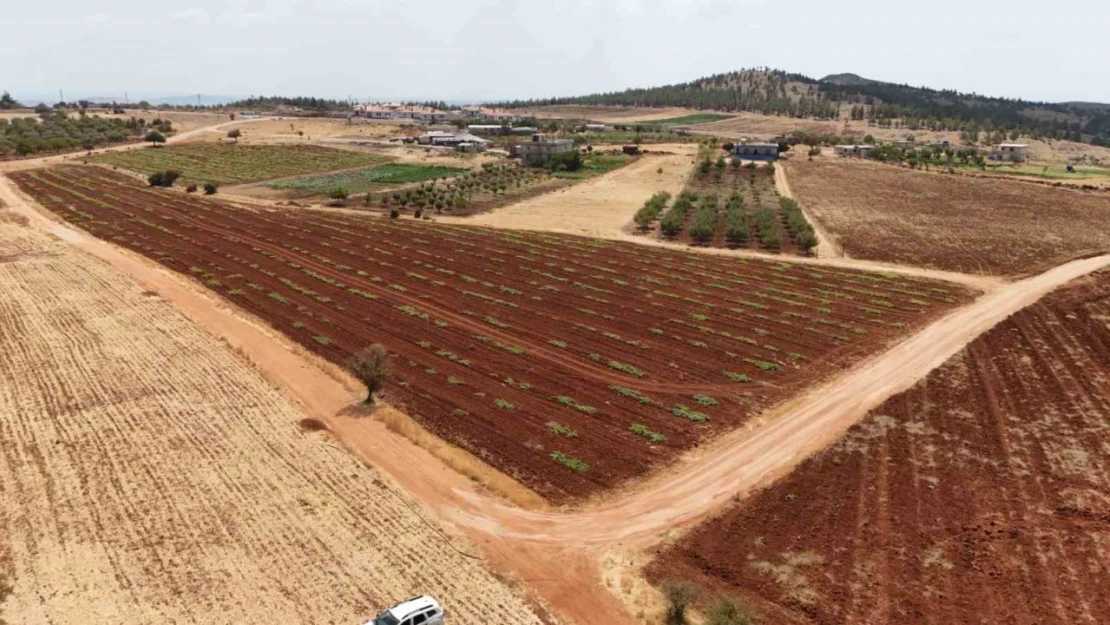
[92,144,387,185]
[643,113,733,126]
[982,164,1110,180]
[551,153,634,180]
[265,163,468,193]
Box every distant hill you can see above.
[499,68,1110,146]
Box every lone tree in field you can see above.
[145,130,166,147]
[227,128,242,142]
[349,344,389,404]
[663,581,701,625]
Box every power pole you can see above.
[59,89,64,105]
[197,93,202,107]
[125,90,130,105]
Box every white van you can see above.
[366,595,445,625]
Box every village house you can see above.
[512,133,574,166]
[732,142,779,161]
[991,143,1029,162]
[835,144,876,158]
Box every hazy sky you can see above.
[4,0,1108,104]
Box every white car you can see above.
[366,595,445,625]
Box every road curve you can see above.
[5,165,1109,625]
[444,252,1110,545]
[0,116,279,173]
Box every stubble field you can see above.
[11,166,972,503]
[785,158,1110,275]
[91,142,387,185]
[647,269,1110,625]
[0,198,544,624]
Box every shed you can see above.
[733,143,779,161]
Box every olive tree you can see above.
[349,344,389,404]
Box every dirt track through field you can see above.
[0,176,546,625]
[5,167,1109,623]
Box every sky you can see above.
[3,0,1109,105]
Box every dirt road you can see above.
[6,170,1108,624]
[774,160,840,258]
[439,145,696,236]
[0,117,275,173]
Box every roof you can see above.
[387,596,440,619]
[736,143,779,149]
[998,143,1028,148]
[836,144,875,149]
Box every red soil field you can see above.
[647,270,1110,624]
[12,166,971,503]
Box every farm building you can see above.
[512,133,574,166]
[585,123,609,132]
[991,143,1029,162]
[835,144,876,158]
[468,124,505,135]
[416,131,490,150]
[354,103,455,122]
[732,143,779,161]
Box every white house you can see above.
[991,143,1029,162]
[835,144,875,158]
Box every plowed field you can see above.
[0,199,543,625]
[12,166,972,503]
[647,269,1110,625]
[785,158,1110,276]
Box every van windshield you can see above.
[374,613,400,625]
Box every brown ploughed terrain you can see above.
[785,158,1110,275]
[10,165,972,503]
[647,269,1110,625]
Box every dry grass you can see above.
[785,157,1110,276]
[0,215,544,625]
[375,405,548,510]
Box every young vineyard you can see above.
[638,161,817,255]
[12,166,972,502]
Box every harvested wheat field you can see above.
[10,165,973,503]
[0,199,544,625]
[785,158,1110,276]
[648,269,1110,625]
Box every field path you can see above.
[774,160,840,259]
[5,170,1109,624]
[0,117,278,173]
[438,144,696,236]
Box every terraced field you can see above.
[12,166,973,502]
[648,269,1110,625]
[91,143,386,184]
[0,195,544,625]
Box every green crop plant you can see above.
[547,422,579,438]
[312,335,332,346]
[630,424,667,443]
[671,404,710,422]
[744,358,780,372]
[548,339,568,348]
[693,394,719,406]
[609,385,655,404]
[447,376,464,385]
[722,370,751,383]
[493,399,515,410]
[550,451,589,473]
[607,361,647,378]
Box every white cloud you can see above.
[171,7,211,21]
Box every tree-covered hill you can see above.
[500,68,1110,146]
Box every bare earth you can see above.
[9,164,1108,623]
[650,268,1110,625]
[441,144,696,235]
[785,157,1110,276]
[0,181,544,625]
[516,105,702,123]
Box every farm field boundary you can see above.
[0,178,547,625]
[784,157,1110,276]
[647,267,1110,625]
[10,165,971,504]
[7,170,1110,625]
